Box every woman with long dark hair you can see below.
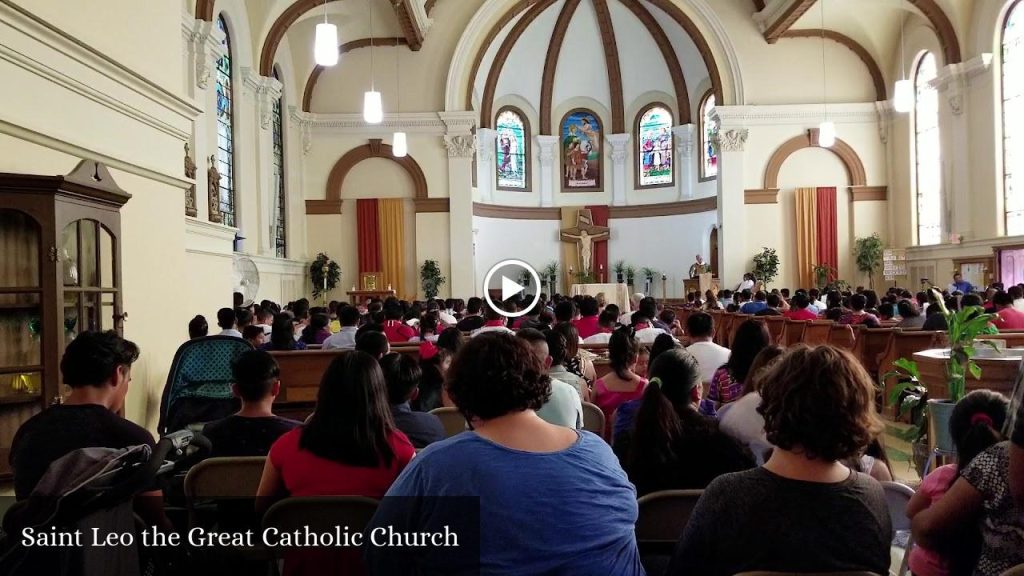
[699,319,769,416]
[592,327,646,435]
[261,313,306,351]
[618,348,753,494]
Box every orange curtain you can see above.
[377,199,405,299]
[795,188,818,289]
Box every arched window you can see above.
[560,109,602,192]
[636,104,673,188]
[699,91,718,180]
[272,67,287,258]
[914,52,941,246]
[215,15,236,227]
[1004,0,1024,235]
[495,107,530,191]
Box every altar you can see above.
[570,283,631,311]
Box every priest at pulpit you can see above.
[688,255,709,279]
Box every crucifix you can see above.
[559,209,610,278]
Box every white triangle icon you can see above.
[501,275,525,302]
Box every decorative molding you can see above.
[390,0,426,50]
[302,37,407,112]
[609,197,717,218]
[480,0,559,129]
[463,0,537,111]
[185,216,237,246]
[540,0,580,135]
[907,0,962,64]
[762,129,867,189]
[875,101,892,144]
[930,54,992,115]
[444,135,476,158]
[438,111,478,135]
[762,0,818,43]
[850,186,888,202]
[305,200,344,214]
[414,198,450,213]
[473,203,561,220]
[713,103,881,126]
[242,68,284,130]
[618,0,691,124]
[714,129,749,152]
[314,139,429,214]
[779,29,886,102]
[289,110,473,135]
[593,0,625,134]
[744,189,780,204]
[645,0,725,105]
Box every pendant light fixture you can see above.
[392,41,407,157]
[818,1,836,148]
[893,10,913,113]
[363,0,383,124]
[313,0,338,67]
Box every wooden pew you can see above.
[802,320,834,347]
[782,319,807,347]
[853,327,899,380]
[715,313,735,347]
[827,324,857,351]
[728,314,753,346]
[877,330,943,415]
[763,316,786,345]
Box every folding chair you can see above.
[635,489,703,555]
[880,481,915,576]
[262,496,379,576]
[581,402,606,438]
[429,406,468,437]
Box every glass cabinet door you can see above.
[61,219,120,346]
[0,209,43,402]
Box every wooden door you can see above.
[709,227,719,278]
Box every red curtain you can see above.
[356,198,381,275]
[816,187,838,271]
[586,205,610,283]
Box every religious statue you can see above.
[559,209,609,278]
[184,143,197,217]
[689,254,710,278]
[207,154,222,224]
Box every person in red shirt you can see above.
[784,293,819,321]
[381,302,417,343]
[572,296,601,339]
[993,291,1024,330]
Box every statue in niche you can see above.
[207,155,222,224]
[184,143,197,217]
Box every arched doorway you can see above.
[709,227,719,278]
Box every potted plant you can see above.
[854,233,884,289]
[882,358,932,475]
[927,289,998,452]
[420,260,446,299]
[543,261,559,293]
[310,253,340,300]
[613,260,626,284]
[812,264,837,290]
[625,265,636,288]
[752,247,780,288]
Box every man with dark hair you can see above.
[517,329,582,428]
[322,305,362,350]
[255,305,274,336]
[379,353,445,448]
[10,331,171,527]
[242,324,266,348]
[994,290,1024,330]
[235,307,254,330]
[202,350,300,457]
[355,330,391,359]
[456,297,486,332]
[216,307,241,337]
[1010,284,1024,312]
[754,294,783,316]
[685,312,730,385]
[718,289,734,307]
[554,300,578,324]
[291,300,310,339]
[740,291,768,315]
[382,302,417,343]
[470,304,514,337]
[573,296,601,339]
[188,315,209,339]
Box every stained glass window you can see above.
[495,108,529,190]
[637,105,673,187]
[700,92,718,180]
[1004,1,1024,235]
[272,68,286,258]
[915,52,941,246]
[215,15,236,227]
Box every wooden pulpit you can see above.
[683,273,718,295]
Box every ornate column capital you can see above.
[713,128,749,153]
[536,135,558,166]
[673,124,696,159]
[606,133,630,163]
[444,134,477,158]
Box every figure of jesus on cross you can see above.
[560,209,610,278]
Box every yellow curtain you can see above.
[794,188,818,289]
[377,199,406,299]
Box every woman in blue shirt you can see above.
[365,332,645,575]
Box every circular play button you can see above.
[482,259,542,318]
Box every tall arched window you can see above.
[636,104,673,188]
[215,15,236,227]
[272,67,287,258]
[914,52,941,246]
[1003,0,1024,235]
[699,91,718,180]
[495,107,530,191]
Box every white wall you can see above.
[609,211,719,298]
[473,216,561,296]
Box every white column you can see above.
[475,128,497,203]
[536,135,558,207]
[607,133,630,206]
[673,124,696,200]
[242,70,283,256]
[197,25,226,224]
[712,123,749,286]
[445,134,477,297]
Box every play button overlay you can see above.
[482,259,542,318]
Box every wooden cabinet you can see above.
[0,160,129,478]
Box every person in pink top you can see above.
[907,390,1009,576]
[783,293,818,321]
[993,291,1024,330]
[572,296,602,340]
[592,327,647,435]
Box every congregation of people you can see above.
[8,275,1024,576]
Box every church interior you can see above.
[2,0,1024,574]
